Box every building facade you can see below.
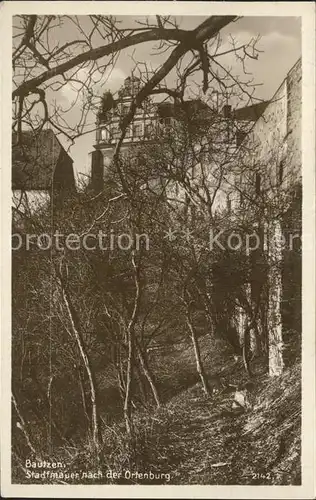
[90,75,267,198]
[91,76,177,190]
[12,129,75,216]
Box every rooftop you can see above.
[12,129,74,191]
[233,101,269,121]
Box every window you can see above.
[159,117,172,137]
[133,123,143,138]
[131,79,140,94]
[121,104,129,116]
[226,193,232,212]
[159,117,171,126]
[279,160,285,185]
[255,173,261,195]
[192,163,198,180]
[145,123,154,138]
[222,104,232,118]
[101,128,108,141]
[226,124,230,143]
[111,126,120,139]
[144,101,153,114]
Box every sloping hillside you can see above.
[14,335,301,486]
[100,352,301,485]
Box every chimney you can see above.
[91,149,104,193]
[222,104,232,118]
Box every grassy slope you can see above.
[14,335,300,486]
[103,336,301,485]
[156,363,300,484]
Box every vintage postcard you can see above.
[1,1,315,498]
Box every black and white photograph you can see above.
[1,2,315,498]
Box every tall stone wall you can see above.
[235,59,301,201]
[252,77,288,183]
[232,60,302,372]
[286,60,302,184]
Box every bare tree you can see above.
[54,263,102,456]
[12,15,263,149]
[13,15,300,478]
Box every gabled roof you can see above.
[12,129,73,190]
[233,101,269,121]
[157,99,268,123]
[157,99,215,120]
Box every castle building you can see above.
[91,76,175,190]
[90,75,267,195]
[89,70,301,376]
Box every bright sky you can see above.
[21,16,301,181]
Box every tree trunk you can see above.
[134,353,148,405]
[137,346,161,407]
[30,371,76,448]
[242,323,253,379]
[124,251,141,437]
[77,365,91,440]
[186,311,211,397]
[57,273,101,456]
[12,393,40,459]
[236,303,247,349]
[267,220,284,377]
[124,332,134,436]
[116,362,126,402]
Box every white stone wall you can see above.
[235,59,301,202]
